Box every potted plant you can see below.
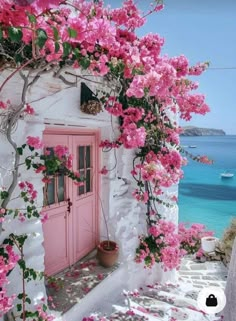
[96,197,119,268]
[201,236,219,253]
[97,240,119,268]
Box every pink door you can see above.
[43,130,99,276]
[72,135,97,262]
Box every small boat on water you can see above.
[221,171,234,178]
[188,145,197,148]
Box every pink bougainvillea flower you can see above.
[119,124,146,149]
[0,208,6,214]
[26,136,44,149]
[198,155,213,164]
[42,176,51,184]
[136,306,148,313]
[24,104,35,115]
[44,149,51,156]
[126,310,135,316]
[97,273,104,280]
[54,145,69,159]
[0,207,5,222]
[65,154,73,169]
[18,181,26,189]
[18,212,26,222]
[154,4,164,12]
[99,166,108,175]
[170,195,178,202]
[35,165,46,173]
[0,101,8,109]
[36,304,55,321]
[0,245,19,316]
[189,62,209,75]
[99,140,120,149]
[40,212,48,223]
[132,189,149,203]
[74,181,85,187]
[105,97,123,116]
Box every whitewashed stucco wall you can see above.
[0,69,179,320]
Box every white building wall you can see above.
[0,69,179,320]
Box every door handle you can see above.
[67,198,73,214]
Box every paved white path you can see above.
[86,257,228,321]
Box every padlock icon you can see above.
[206,294,218,307]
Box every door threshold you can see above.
[45,249,119,314]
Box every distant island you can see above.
[181,126,226,136]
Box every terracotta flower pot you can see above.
[97,240,119,268]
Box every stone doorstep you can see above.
[61,264,127,321]
[46,250,119,315]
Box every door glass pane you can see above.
[79,146,84,170]
[47,178,55,205]
[58,174,65,202]
[86,146,91,168]
[86,169,91,193]
[77,144,93,196]
[78,184,85,195]
[78,170,85,195]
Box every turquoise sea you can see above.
[179,135,236,238]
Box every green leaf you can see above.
[32,271,37,280]
[0,191,9,200]
[17,304,22,312]
[24,311,38,318]
[24,270,29,279]
[73,48,80,60]
[17,293,24,300]
[62,42,72,57]
[52,26,59,41]
[55,42,60,53]
[0,27,3,40]
[68,27,77,38]
[28,145,35,152]
[25,297,31,304]
[8,27,23,42]
[27,13,37,23]
[27,205,32,213]
[14,53,23,64]
[36,28,48,49]
[33,211,39,217]
[3,237,13,246]
[17,235,28,246]
[25,158,31,169]
[80,57,90,69]
[18,259,26,270]
[17,147,23,155]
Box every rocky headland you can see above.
[181,126,226,136]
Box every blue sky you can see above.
[106,0,236,134]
